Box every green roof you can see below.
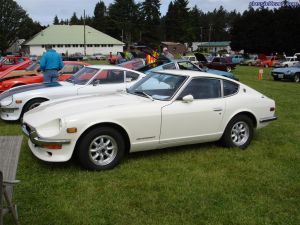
[24,25,124,45]
[198,41,230,47]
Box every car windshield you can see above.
[128,72,187,101]
[25,62,39,71]
[65,67,99,85]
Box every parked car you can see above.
[0,61,89,93]
[271,62,300,82]
[0,65,145,121]
[182,55,199,65]
[193,53,236,72]
[257,55,283,68]
[22,70,277,170]
[0,55,31,72]
[90,53,106,60]
[137,59,237,80]
[240,55,258,66]
[231,55,244,64]
[277,56,299,67]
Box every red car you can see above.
[0,55,32,72]
[0,61,89,93]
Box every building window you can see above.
[101,44,107,47]
[87,44,93,47]
[65,44,71,47]
[57,44,63,48]
[80,44,84,47]
[94,44,100,47]
[73,44,78,47]
[108,44,113,47]
[42,45,45,48]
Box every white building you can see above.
[24,25,124,56]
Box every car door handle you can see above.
[213,107,223,112]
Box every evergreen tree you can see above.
[53,15,59,25]
[139,0,161,44]
[70,12,79,25]
[93,1,108,32]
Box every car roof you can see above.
[155,69,238,82]
[87,64,141,71]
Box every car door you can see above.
[160,77,225,145]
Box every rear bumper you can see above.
[259,116,277,123]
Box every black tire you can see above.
[77,127,125,170]
[221,115,254,149]
[294,74,299,83]
[21,98,47,119]
[284,64,288,67]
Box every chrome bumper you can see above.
[22,123,71,146]
[259,116,277,123]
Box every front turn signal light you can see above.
[67,127,77,133]
[42,144,62,150]
[15,100,22,104]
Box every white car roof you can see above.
[156,69,238,82]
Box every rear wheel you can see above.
[294,74,299,83]
[221,115,254,149]
[77,127,125,170]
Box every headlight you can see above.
[0,95,13,106]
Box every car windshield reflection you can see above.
[65,67,99,85]
[128,72,187,101]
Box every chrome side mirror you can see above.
[182,94,194,103]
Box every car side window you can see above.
[126,71,140,82]
[94,70,125,84]
[178,61,199,71]
[223,80,239,97]
[178,78,221,100]
[162,63,176,70]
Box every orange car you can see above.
[0,55,32,71]
[0,61,90,93]
[257,54,280,68]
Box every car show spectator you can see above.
[162,47,174,60]
[40,45,64,83]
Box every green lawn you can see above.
[1,66,299,225]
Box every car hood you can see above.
[23,93,163,127]
[0,82,73,101]
[272,67,300,73]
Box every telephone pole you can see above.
[83,10,86,56]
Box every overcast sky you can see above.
[14,0,253,26]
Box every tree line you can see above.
[1,0,300,55]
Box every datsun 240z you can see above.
[22,70,277,170]
[0,65,145,121]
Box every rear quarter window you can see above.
[223,80,239,97]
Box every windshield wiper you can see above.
[133,91,154,101]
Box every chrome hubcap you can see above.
[89,135,117,166]
[231,121,249,146]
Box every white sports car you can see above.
[0,65,145,121]
[22,70,277,170]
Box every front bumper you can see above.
[22,123,71,146]
[271,72,293,80]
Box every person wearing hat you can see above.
[162,47,174,60]
[40,45,64,83]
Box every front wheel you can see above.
[221,115,254,149]
[77,127,125,170]
[226,66,231,72]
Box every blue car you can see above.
[137,59,238,80]
[271,62,300,82]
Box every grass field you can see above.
[1,66,299,225]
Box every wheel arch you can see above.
[74,122,131,156]
[225,111,258,130]
[21,97,49,115]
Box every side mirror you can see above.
[93,79,100,86]
[182,94,194,103]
